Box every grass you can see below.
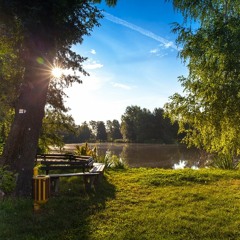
[1,168,240,240]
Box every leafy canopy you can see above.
[164,0,240,156]
[0,0,117,152]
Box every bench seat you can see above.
[36,154,94,174]
[35,154,105,192]
[48,163,105,192]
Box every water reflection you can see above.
[63,143,207,169]
[173,160,187,169]
[172,160,199,169]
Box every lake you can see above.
[58,143,208,169]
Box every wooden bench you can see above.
[49,163,105,192]
[35,154,105,192]
[36,154,94,174]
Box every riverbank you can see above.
[1,168,240,239]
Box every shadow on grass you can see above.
[0,175,116,240]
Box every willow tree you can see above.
[0,0,116,196]
[164,1,240,156]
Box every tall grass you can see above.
[209,154,240,170]
[73,143,127,169]
[97,150,127,169]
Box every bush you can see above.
[209,154,239,170]
[0,166,16,195]
[98,150,127,169]
[74,143,97,159]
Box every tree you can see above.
[153,108,179,144]
[0,20,23,113]
[0,21,23,153]
[96,121,107,142]
[121,106,141,142]
[121,106,180,143]
[121,106,157,143]
[106,120,122,141]
[89,120,98,141]
[0,0,117,196]
[78,122,92,142]
[39,109,76,153]
[164,1,240,156]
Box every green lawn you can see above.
[1,168,240,240]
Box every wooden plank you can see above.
[36,154,93,163]
[41,165,87,171]
[36,154,94,174]
[90,163,105,173]
[36,154,74,159]
[39,160,89,165]
[49,172,99,178]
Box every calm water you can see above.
[59,143,208,169]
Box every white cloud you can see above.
[150,47,168,58]
[84,60,103,70]
[90,49,96,55]
[111,82,132,90]
[164,42,174,48]
[104,12,179,51]
[150,48,158,54]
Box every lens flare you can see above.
[51,67,63,78]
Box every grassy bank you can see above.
[1,168,240,240]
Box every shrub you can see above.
[98,150,127,169]
[0,166,16,195]
[209,154,239,170]
[74,143,97,159]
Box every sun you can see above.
[51,67,63,78]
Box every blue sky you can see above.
[65,0,188,124]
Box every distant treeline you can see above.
[63,106,182,144]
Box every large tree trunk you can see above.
[2,44,51,196]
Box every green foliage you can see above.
[63,121,92,143]
[106,120,122,141]
[88,120,108,142]
[121,106,179,143]
[208,154,240,170]
[1,168,240,240]
[38,109,76,153]
[78,122,92,142]
[164,1,240,156]
[0,110,15,155]
[93,0,117,7]
[0,166,16,195]
[0,0,118,197]
[0,0,117,124]
[61,106,180,144]
[96,121,107,142]
[74,143,97,159]
[0,20,24,112]
[98,150,127,169]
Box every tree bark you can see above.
[2,46,51,196]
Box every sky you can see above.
[64,0,188,125]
